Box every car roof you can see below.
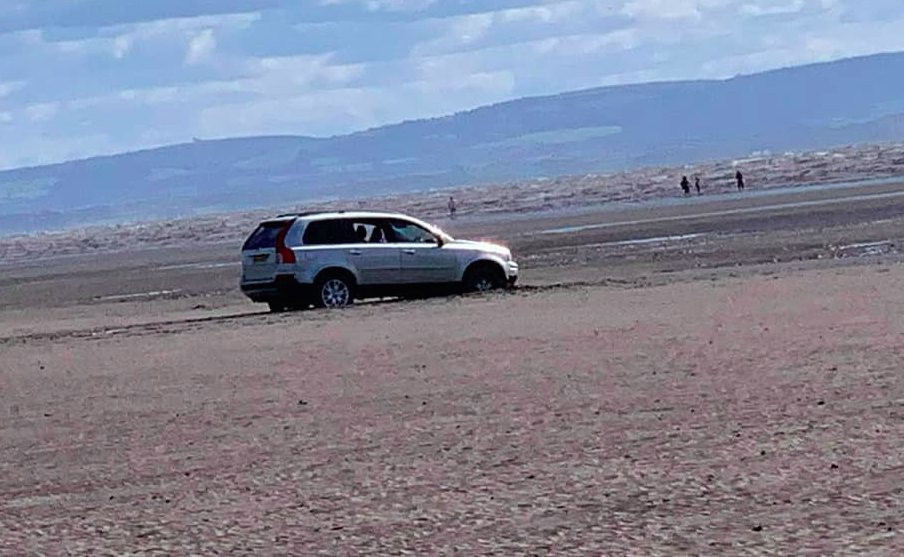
[274,211,413,221]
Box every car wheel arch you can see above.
[313,266,359,288]
[462,259,506,284]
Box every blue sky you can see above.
[1,0,904,169]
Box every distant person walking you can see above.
[680,176,691,196]
[736,170,745,191]
[448,196,457,219]
[695,176,702,195]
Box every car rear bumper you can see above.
[240,275,310,302]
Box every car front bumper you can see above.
[506,261,519,286]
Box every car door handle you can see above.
[348,249,363,255]
[402,249,416,255]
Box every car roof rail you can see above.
[275,211,325,218]
[278,209,356,217]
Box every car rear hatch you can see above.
[241,219,296,283]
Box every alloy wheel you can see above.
[474,277,496,292]
[321,279,351,308]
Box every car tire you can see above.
[313,272,355,309]
[464,264,505,293]
[268,301,289,313]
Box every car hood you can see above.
[445,239,511,257]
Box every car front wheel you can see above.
[464,265,505,293]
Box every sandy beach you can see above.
[2,172,904,554]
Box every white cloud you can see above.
[501,1,584,23]
[185,28,216,65]
[9,28,43,45]
[25,102,60,122]
[412,2,591,58]
[0,130,119,170]
[197,87,383,137]
[249,53,366,94]
[531,29,641,56]
[120,11,260,41]
[740,0,805,17]
[66,82,228,112]
[56,52,365,118]
[317,0,441,12]
[0,80,26,98]
[412,12,494,57]
[13,12,260,62]
[364,0,439,12]
[121,86,181,105]
[620,0,727,21]
[0,111,12,123]
[697,5,904,77]
[112,35,133,59]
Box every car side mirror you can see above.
[435,236,445,247]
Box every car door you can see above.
[303,219,401,285]
[346,219,401,285]
[389,219,458,284]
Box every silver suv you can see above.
[240,211,519,311]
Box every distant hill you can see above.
[4,51,904,234]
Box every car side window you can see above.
[360,219,392,243]
[302,219,356,245]
[347,220,392,244]
[388,220,436,244]
[368,221,388,243]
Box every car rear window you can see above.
[242,221,287,250]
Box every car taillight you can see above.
[275,221,296,264]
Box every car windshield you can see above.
[430,225,454,243]
[415,221,452,243]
